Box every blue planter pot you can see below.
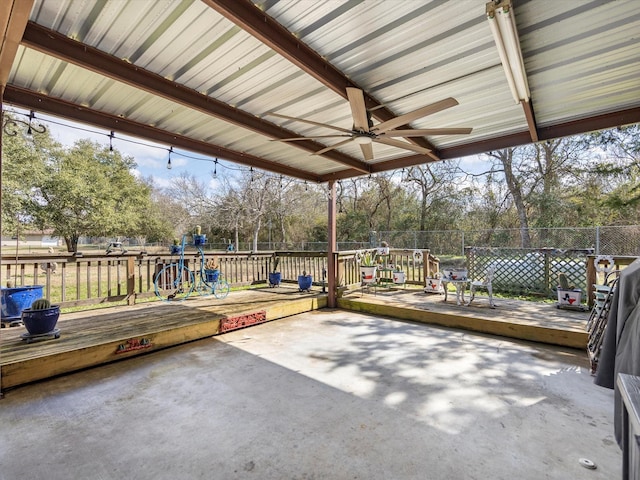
[170,245,182,255]
[1,285,44,321]
[193,234,206,246]
[22,305,60,335]
[268,272,282,287]
[298,275,312,292]
[205,269,220,283]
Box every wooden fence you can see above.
[1,248,435,309]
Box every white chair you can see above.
[467,266,495,308]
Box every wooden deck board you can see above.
[1,286,590,391]
[339,288,589,348]
[1,287,325,389]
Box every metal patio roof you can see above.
[1,0,639,183]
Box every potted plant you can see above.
[1,281,44,327]
[193,225,206,246]
[442,268,468,281]
[557,272,582,306]
[21,298,60,336]
[170,238,182,255]
[392,265,406,285]
[204,258,220,283]
[298,269,312,292]
[424,272,443,293]
[358,250,378,285]
[268,256,282,287]
[1,225,45,326]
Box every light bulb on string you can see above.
[26,110,35,135]
[109,131,115,152]
[167,146,173,170]
[213,158,218,178]
[250,167,254,182]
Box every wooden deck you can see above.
[0,285,590,391]
[339,286,589,349]
[0,287,326,391]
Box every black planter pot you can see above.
[21,306,60,335]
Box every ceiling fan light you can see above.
[353,135,373,145]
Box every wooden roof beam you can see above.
[0,0,33,90]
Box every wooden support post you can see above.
[327,181,337,308]
[127,256,135,305]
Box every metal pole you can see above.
[595,226,600,255]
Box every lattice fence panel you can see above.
[466,247,590,299]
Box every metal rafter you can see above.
[4,85,321,182]
[21,21,371,175]
[204,0,441,161]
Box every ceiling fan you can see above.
[267,87,472,161]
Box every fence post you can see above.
[461,231,465,257]
[595,226,600,255]
[127,256,135,305]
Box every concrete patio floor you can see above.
[0,309,619,479]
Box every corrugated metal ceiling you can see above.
[1,0,639,182]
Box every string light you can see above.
[2,107,379,189]
[26,111,35,135]
[213,158,218,178]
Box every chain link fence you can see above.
[377,226,640,257]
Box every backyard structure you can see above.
[2,0,640,309]
[1,2,639,476]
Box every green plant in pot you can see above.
[269,256,282,287]
[557,272,582,306]
[393,264,406,284]
[359,250,378,284]
[21,298,61,336]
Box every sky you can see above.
[6,106,484,189]
[8,107,220,190]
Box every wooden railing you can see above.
[1,248,435,310]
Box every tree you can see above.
[25,139,154,252]
[403,161,461,231]
[1,112,55,234]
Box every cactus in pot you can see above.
[22,298,61,336]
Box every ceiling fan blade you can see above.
[375,137,432,155]
[346,87,370,132]
[271,135,351,142]
[265,112,352,134]
[312,138,354,156]
[360,143,374,161]
[380,127,473,137]
[374,97,459,133]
